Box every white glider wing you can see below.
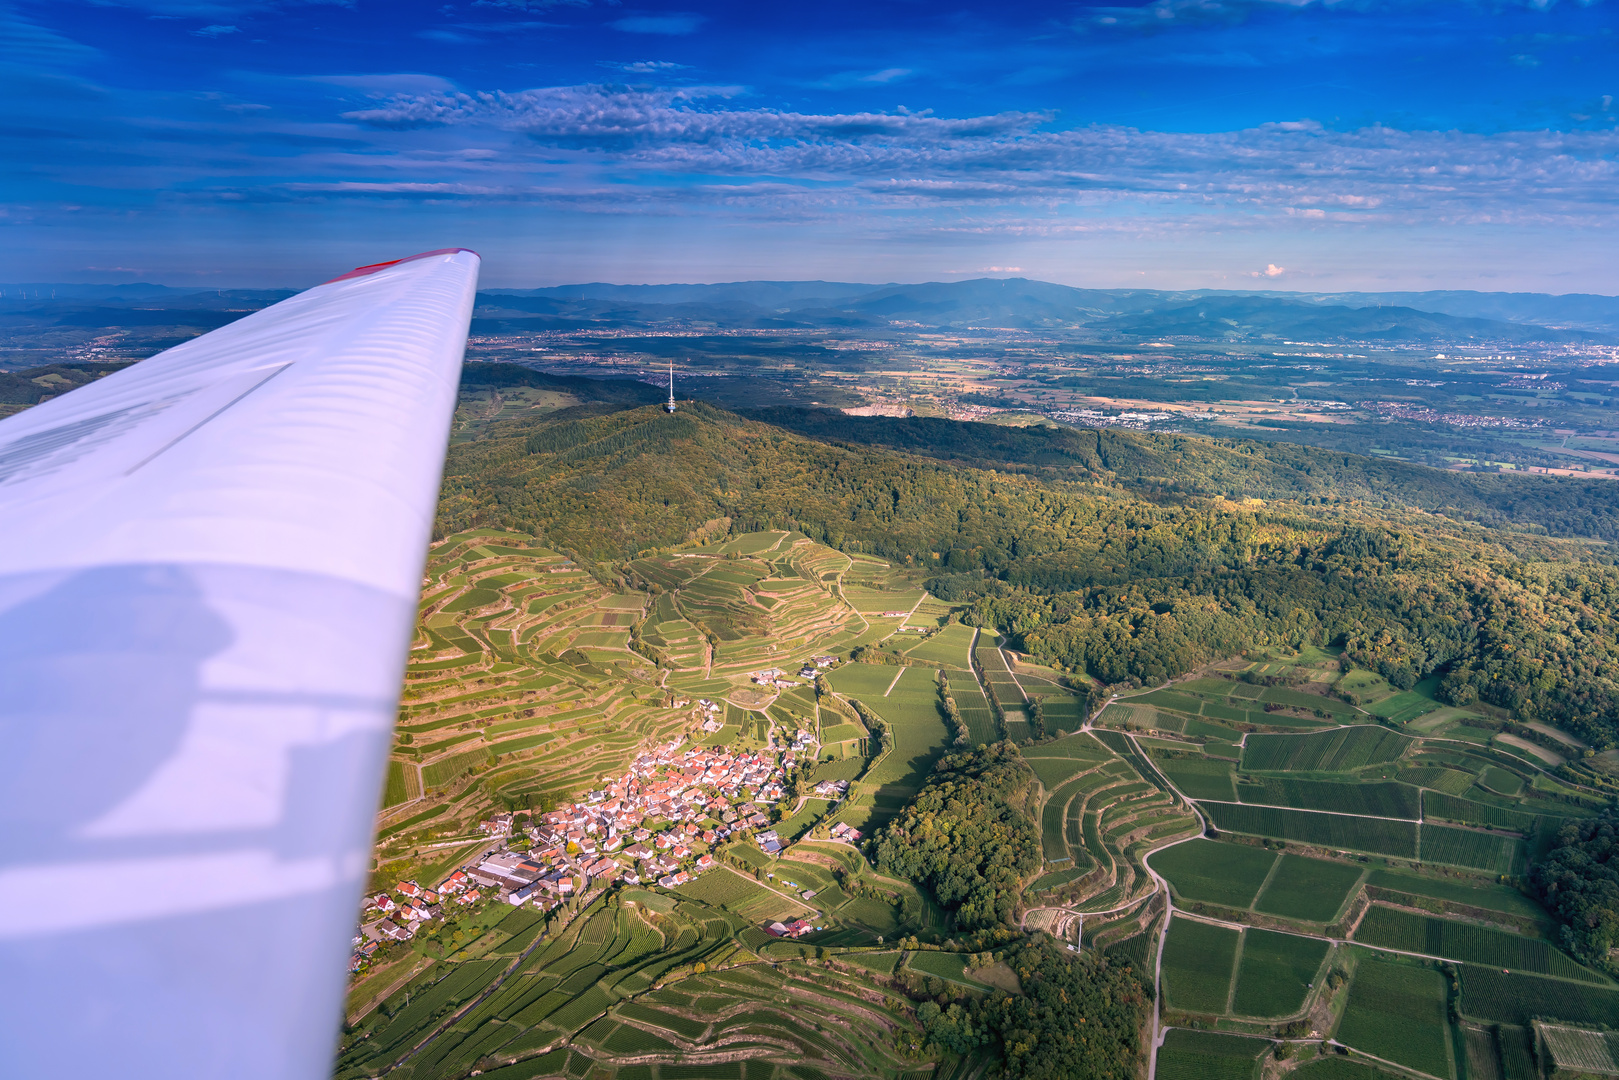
[0,249,480,1078]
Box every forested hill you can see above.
[438,399,1619,747]
[742,407,1619,541]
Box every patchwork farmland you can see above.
[354,530,1617,1080]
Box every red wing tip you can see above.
[323,248,479,284]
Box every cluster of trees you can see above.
[938,672,970,746]
[873,744,1039,928]
[914,941,1148,1080]
[849,700,890,758]
[437,399,1619,747]
[1530,812,1619,973]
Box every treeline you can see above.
[435,401,1619,746]
[0,362,134,407]
[873,744,1039,928]
[956,521,1619,747]
[938,672,969,746]
[741,406,1619,541]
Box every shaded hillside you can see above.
[436,400,1619,746]
[458,361,667,405]
[742,407,1619,540]
[1097,294,1608,343]
[1275,289,1619,334]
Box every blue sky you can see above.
[2,0,1615,290]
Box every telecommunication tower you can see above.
[664,362,677,413]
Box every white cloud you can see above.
[191,23,241,36]
[598,60,692,73]
[813,68,916,89]
[332,83,1619,228]
[0,7,98,66]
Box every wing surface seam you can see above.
[123,363,294,476]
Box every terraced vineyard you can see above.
[358,532,1618,1080]
[337,893,925,1080]
[378,529,875,847]
[1083,646,1619,1080]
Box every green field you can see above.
[1335,959,1452,1078]
[1025,754,1102,790]
[1421,790,1537,833]
[1155,1029,1269,1080]
[951,683,1000,744]
[382,760,415,808]
[1151,840,1277,908]
[1419,823,1522,873]
[1242,727,1410,773]
[1353,905,1600,981]
[1162,917,1240,1013]
[421,745,495,789]
[1366,870,1547,919]
[828,663,953,830]
[1291,1058,1405,1079]
[902,623,975,668]
[1204,802,1418,857]
[1458,964,1619,1027]
[1231,929,1330,1017]
[1479,766,1525,796]
[1367,689,1444,725]
[1399,767,1477,795]
[1252,854,1363,923]
[1238,777,1420,819]
[1158,757,1237,800]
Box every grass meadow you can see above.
[1203,802,1418,858]
[1158,757,1238,801]
[1420,823,1523,873]
[1354,905,1601,982]
[1242,727,1410,773]
[1152,840,1277,909]
[1162,917,1240,1013]
[1231,929,1330,1017]
[1155,1030,1269,1080]
[1252,855,1364,923]
[1335,959,1452,1078]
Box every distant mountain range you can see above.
[476,278,1617,343]
[7,278,1618,342]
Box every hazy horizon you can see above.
[4,274,1618,301]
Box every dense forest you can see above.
[915,941,1149,1080]
[0,362,134,409]
[1531,812,1619,973]
[743,407,1619,541]
[436,399,1619,747]
[873,744,1041,929]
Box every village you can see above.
[353,710,862,972]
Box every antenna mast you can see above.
[664,362,677,413]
